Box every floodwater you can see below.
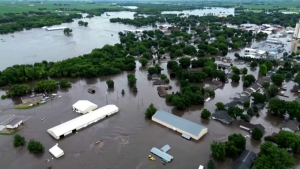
[1,9,300,169]
[161,7,235,16]
[0,11,152,70]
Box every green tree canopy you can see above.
[145,103,157,119]
[27,139,44,154]
[106,80,114,88]
[210,141,226,160]
[215,102,225,110]
[201,109,211,119]
[252,127,263,140]
[13,134,25,147]
[231,74,240,82]
[259,64,267,75]
[271,73,285,86]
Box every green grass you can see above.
[15,102,47,110]
[243,9,263,13]
[0,127,22,135]
[0,1,121,15]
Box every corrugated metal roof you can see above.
[151,147,173,162]
[161,145,170,153]
[152,110,206,137]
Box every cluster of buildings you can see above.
[0,115,23,131]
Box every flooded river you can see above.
[0,9,300,169]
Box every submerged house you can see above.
[232,150,257,169]
[281,120,299,132]
[239,121,265,133]
[211,110,234,124]
[224,101,238,110]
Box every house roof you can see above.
[232,150,257,169]
[282,120,299,132]
[6,118,22,126]
[250,83,261,91]
[225,101,238,109]
[245,88,254,94]
[153,80,165,85]
[152,74,159,78]
[212,110,234,124]
[152,110,207,137]
[239,121,265,131]
[187,67,203,72]
[233,96,250,104]
[252,103,265,109]
[157,86,168,97]
[72,100,98,113]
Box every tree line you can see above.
[0,44,135,87]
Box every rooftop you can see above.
[157,86,168,97]
[152,110,207,137]
[6,117,22,126]
[250,83,261,91]
[282,120,299,132]
[232,150,256,169]
[224,101,238,109]
[153,80,165,85]
[239,121,265,131]
[212,110,234,124]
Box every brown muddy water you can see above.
[0,11,300,168]
[1,58,300,169]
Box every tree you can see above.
[27,139,44,154]
[267,85,279,97]
[143,52,153,60]
[254,142,295,169]
[231,74,240,82]
[145,103,157,119]
[264,61,273,71]
[59,79,71,88]
[121,89,125,95]
[63,28,72,35]
[139,58,148,67]
[106,80,114,88]
[207,159,215,169]
[243,80,250,87]
[210,141,226,160]
[7,84,30,97]
[252,127,263,140]
[201,109,211,119]
[179,57,191,68]
[228,133,246,153]
[127,74,137,87]
[215,102,224,110]
[263,82,270,89]
[271,73,285,86]
[242,68,248,75]
[252,92,266,104]
[225,141,239,158]
[78,20,84,26]
[274,131,300,153]
[227,107,243,118]
[259,64,267,75]
[244,74,256,84]
[147,65,161,75]
[247,107,254,116]
[293,73,300,86]
[250,61,258,68]
[244,101,250,108]
[84,22,88,27]
[171,95,186,110]
[221,50,227,56]
[133,85,138,92]
[35,80,57,92]
[13,134,25,147]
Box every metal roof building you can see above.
[72,100,98,114]
[47,105,119,139]
[49,144,64,158]
[152,110,208,140]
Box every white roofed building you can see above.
[72,100,98,114]
[49,144,64,158]
[294,19,300,39]
[48,105,119,139]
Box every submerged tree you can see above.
[63,28,72,35]
[27,139,44,154]
[106,80,114,88]
[13,134,25,147]
[145,103,157,119]
[201,109,211,119]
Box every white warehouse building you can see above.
[72,100,98,114]
[47,105,119,139]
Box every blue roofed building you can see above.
[152,110,208,140]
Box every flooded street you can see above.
[0,8,300,169]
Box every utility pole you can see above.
[106,92,108,105]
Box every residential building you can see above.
[281,120,299,132]
[293,19,300,39]
[233,96,250,104]
[211,110,234,124]
[153,80,166,85]
[249,83,262,92]
[239,121,265,133]
[157,86,168,97]
[224,101,238,110]
[232,150,257,169]
[151,74,159,80]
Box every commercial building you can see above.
[293,19,300,39]
[152,110,207,140]
[47,105,119,139]
[266,38,282,44]
[49,144,64,158]
[5,118,23,129]
[72,100,98,114]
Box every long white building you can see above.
[294,19,300,39]
[47,105,119,139]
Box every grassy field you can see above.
[0,1,121,15]
[15,102,47,110]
